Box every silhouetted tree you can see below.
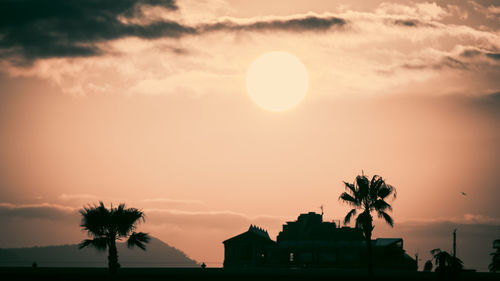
[339,173,396,276]
[78,202,150,274]
[490,239,500,272]
[430,248,463,273]
[423,260,433,272]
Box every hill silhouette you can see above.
[0,237,198,267]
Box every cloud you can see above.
[468,1,500,19]
[382,45,500,76]
[0,203,77,221]
[199,14,345,33]
[375,2,449,21]
[1,1,499,99]
[59,193,100,201]
[392,19,434,27]
[145,208,282,231]
[0,0,185,63]
[397,213,500,226]
[141,198,206,208]
[0,0,346,64]
[0,201,279,233]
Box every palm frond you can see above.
[377,185,396,200]
[372,199,392,212]
[343,208,357,225]
[343,181,356,195]
[127,232,151,250]
[430,248,442,256]
[369,175,384,197]
[377,210,394,227]
[339,192,359,206]
[356,175,370,199]
[112,205,145,237]
[78,237,108,251]
[79,202,110,237]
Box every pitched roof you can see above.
[222,225,273,244]
[248,224,271,240]
[374,238,402,247]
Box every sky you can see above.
[0,0,499,271]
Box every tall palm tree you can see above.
[430,248,463,273]
[339,173,396,276]
[78,202,151,273]
[489,239,500,272]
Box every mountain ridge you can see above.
[0,237,198,268]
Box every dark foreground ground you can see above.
[1,267,499,281]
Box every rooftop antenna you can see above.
[415,251,421,271]
[453,229,457,259]
[319,205,324,218]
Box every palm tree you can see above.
[423,260,433,272]
[78,202,151,273]
[489,239,500,272]
[430,248,463,273]
[339,173,396,276]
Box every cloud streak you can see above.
[199,15,345,33]
[141,198,205,208]
[0,1,346,64]
[0,203,77,221]
[145,208,282,231]
[0,202,280,232]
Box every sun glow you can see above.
[246,52,309,112]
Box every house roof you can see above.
[248,224,271,239]
[223,225,274,244]
[374,238,403,247]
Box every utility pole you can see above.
[453,229,457,259]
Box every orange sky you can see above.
[0,0,499,271]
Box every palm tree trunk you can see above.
[108,239,119,274]
[365,230,373,277]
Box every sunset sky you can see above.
[0,0,499,270]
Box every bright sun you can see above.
[246,52,309,112]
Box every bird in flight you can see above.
[461,192,467,196]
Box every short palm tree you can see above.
[78,202,151,273]
[489,239,500,272]
[339,173,396,276]
[430,248,463,273]
[423,260,433,272]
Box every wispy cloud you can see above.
[59,193,100,200]
[198,14,345,33]
[0,201,279,232]
[0,203,77,221]
[141,198,205,207]
[396,213,500,225]
[144,208,282,231]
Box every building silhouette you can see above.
[223,212,416,270]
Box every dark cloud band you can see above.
[0,0,181,62]
[200,16,345,33]
[0,0,346,64]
